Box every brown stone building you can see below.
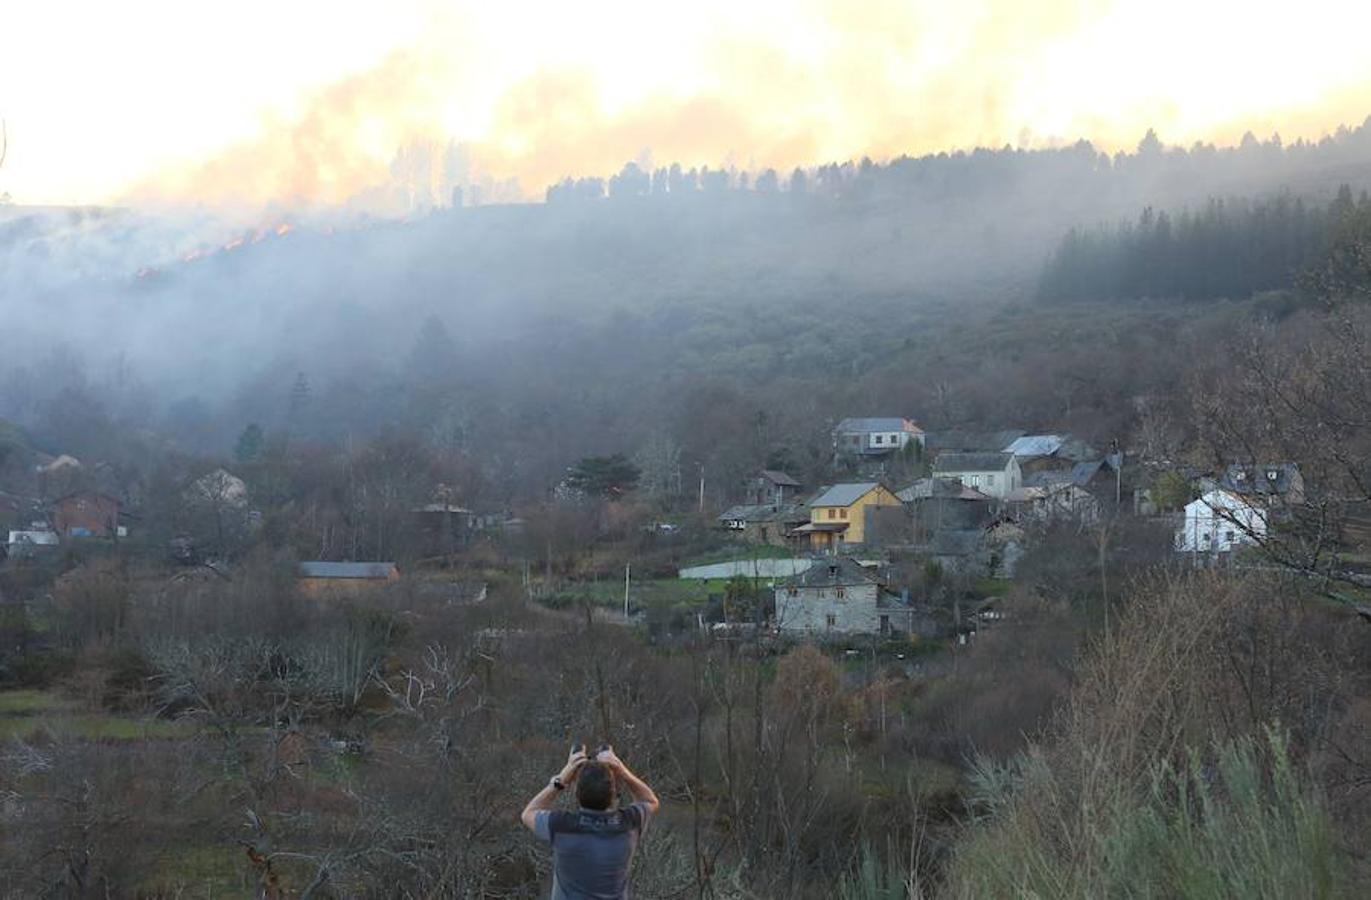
[51,490,121,538]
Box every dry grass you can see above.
[939,572,1367,899]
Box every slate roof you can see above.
[1004,434,1065,457]
[836,417,922,434]
[924,430,1026,453]
[1221,463,1301,496]
[787,557,884,588]
[897,478,992,502]
[299,561,398,580]
[759,469,802,487]
[1022,459,1112,490]
[809,482,881,508]
[1071,460,1108,484]
[717,503,808,524]
[933,452,1013,473]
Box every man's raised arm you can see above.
[521,746,587,832]
[597,747,659,815]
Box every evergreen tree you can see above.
[234,423,264,464]
[565,454,641,499]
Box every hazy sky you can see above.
[4,0,1371,207]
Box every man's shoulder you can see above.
[626,801,652,831]
[551,807,644,836]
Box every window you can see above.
[987,474,996,486]
[969,475,980,486]
[839,508,848,520]
[825,614,837,629]
[879,615,890,635]
[836,587,846,599]
[874,435,883,445]
[827,508,836,520]
[1225,531,1235,543]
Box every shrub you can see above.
[948,729,1345,899]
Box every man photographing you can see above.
[520,744,660,899]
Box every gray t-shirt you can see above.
[533,802,652,900]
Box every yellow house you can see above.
[792,482,902,552]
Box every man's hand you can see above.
[521,746,589,832]
[559,746,589,783]
[594,744,659,815]
[595,745,624,771]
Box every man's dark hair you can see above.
[577,762,617,810]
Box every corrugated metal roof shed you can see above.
[299,561,398,580]
[1004,434,1065,457]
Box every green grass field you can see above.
[0,689,192,741]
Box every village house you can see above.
[791,482,902,552]
[297,561,401,597]
[1176,490,1267,553]
[411,501,475,554]
[897,477,994,541]
[1003,434,1097,477]
[6,528,59,557]
[1217,463,1305,506]
[1006,481,1100,524]
[50,490,124,538]
[717,503,809,547]
[744,469,804,507]
[833,418,925,462]
[932,452,1022,500]
[774,557,916,636]
[924,429,1025,455]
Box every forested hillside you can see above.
[1039,184,1371,304]
[3,120,1371,496]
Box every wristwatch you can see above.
[551,776,566,791]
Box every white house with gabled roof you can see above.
[932,452,1022,500]
[1176,489,1266,553]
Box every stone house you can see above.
[745,470,804,507]
[717,503,809,547]
[774,557,915,636]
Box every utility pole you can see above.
[1108,439,1124,508]
[624,562,631,619]
[698,465,705,513]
